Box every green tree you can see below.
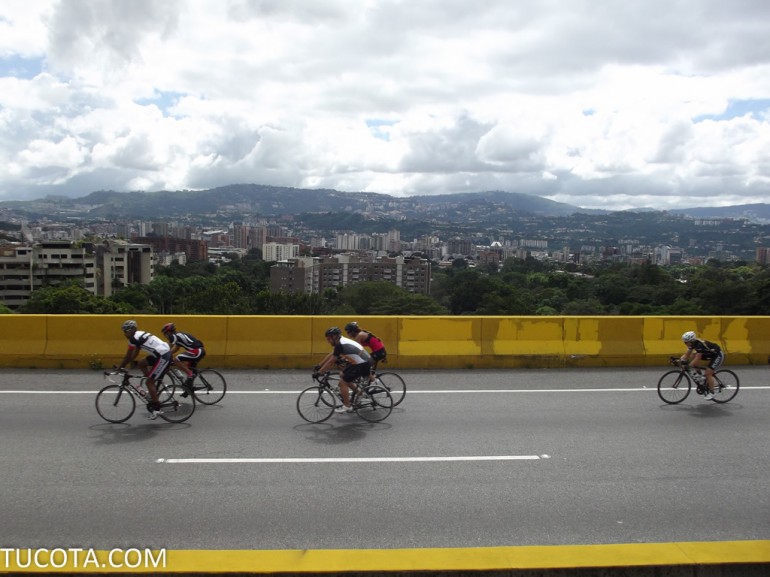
[20,284,130,314]
[339,282,406,315]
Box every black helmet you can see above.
[121,320,137,332]
[344,322,360,334]
[325,327,342,337]
[162,322,175,334]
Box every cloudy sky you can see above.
[2,0,770,210]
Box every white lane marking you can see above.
[2,386,769,394]
[157,455,543,464]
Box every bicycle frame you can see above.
[657,357,740,405]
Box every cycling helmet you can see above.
[325,326,342,338]
[162,322,175,334]
[681,331,697,343]
[344,322,360,334]
[121,320,137,332]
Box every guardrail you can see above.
[0,315,768,369]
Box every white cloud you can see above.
[0,0,769,210]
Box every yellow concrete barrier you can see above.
[563,317,646,367]
[224,316,312,369]
[0,315,768,369]
[481,317,565,368]
[0,314,47,366]
[398,317,481,368]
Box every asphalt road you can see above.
[1,366,768,551]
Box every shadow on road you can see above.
[294,421,391,445]
[88,421,191,444]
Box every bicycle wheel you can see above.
[355,384,393,423]
[374,372,406,407]
[657,370,691,404]
[155,383,196,423]
[321,374,342,407]
[193,369,227,405]
[712,369,740,403]
[95,385,136,423]
[297,386,336,423]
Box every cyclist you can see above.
[117,320,171,419]
[344,322,387,374]
[679,330,724,400]
[314,326,371,414]
[161,323,205,387]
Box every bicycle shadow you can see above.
[294,421,391,445]
[88,421,191,445]
[659,402,740,418]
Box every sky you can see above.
[1,1,770,210]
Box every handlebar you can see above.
[669,356,687,367]
[103,369,142,384]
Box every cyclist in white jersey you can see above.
[117,320,171,419]
[313,326,371,414]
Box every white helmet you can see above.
[121,319,137,332]
[681,331,696,343]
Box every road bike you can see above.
[165,367,227,405]
[326,370,406,407]
[96,369,196,423]
[296,372,393,423]
[657,357,740,405]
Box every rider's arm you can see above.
[118,347,139,370]
[316,353,338,374]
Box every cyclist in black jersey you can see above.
[679,330,724,400]
[161,323,206,386]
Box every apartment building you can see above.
[269,254,431,295]
[0,240,155,309]
[96,239,155,298]
[263,242,300,262]
[0,241,97,310]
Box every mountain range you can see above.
[1,184,769,223]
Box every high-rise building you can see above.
[269,254,431,295]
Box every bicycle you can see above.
[166,367,227,405]
[95,369,196,423]
[657,357,740,405]
[296,372,393,423]
[326,370,407,407]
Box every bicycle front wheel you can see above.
[156,383,196,423]
[374,372,406,407]
[95,385,136,423]
[712,369,739,403]
[193,369,227,405]
[297,386,336,423]
[355,384,393,423]
[657,370,691,404]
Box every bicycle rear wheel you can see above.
[657,370,691,404]
[712,369,739,403]
[374,372,406,407]
[193,369,227,405]
[297,386,336,423]
[355,384,393,423]
[95,385,136,423]
[155,383,196,423]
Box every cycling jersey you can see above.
[361,331,385,353]
[686,338,721,359]
[334,336,371,365]
[168,331,204,351]
[127,330,170,356]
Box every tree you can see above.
[20,283,130,314]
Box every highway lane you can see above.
[0,367,768,551]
